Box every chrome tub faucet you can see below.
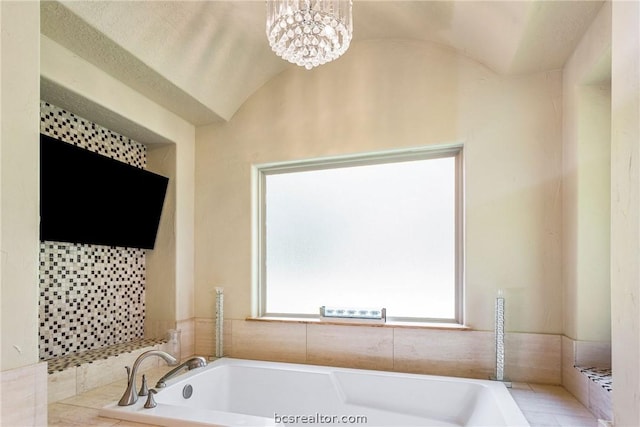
[118,350,178,406]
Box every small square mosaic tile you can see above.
[40,101,146,167]
[577,366,612,392]
[39,101,148,361]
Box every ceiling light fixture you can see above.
[266,0,353,70]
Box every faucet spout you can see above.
[118,350,178,406]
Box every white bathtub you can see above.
[101,358,529,427]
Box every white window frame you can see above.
[253,145,464,324]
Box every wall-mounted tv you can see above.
[40,133,169,249]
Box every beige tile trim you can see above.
[307,323,394,370]
[195,318,562,384]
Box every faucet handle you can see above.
[139,374,149,396]
[144,389,158,409]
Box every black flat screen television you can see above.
[40,133,169,249]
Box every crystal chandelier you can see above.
[266,0,353,70]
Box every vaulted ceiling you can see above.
[40,1,604,126]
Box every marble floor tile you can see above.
[522,410,561,426]
[554,414,600,427]
[49,402,162,426]
[48,403,121,427]
[510,384,598,426]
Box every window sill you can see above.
[246,316,470,331]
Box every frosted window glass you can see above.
[264,156,458,320]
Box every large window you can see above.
[255,146,463,323]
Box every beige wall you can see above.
[611,0,640,424]
[195,39,563,334]
[562,2,612,343]
[1,2,48,425]
[146,145,178,334]
[1,0,41,372]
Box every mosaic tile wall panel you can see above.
[40,101,145,168]
[39,101,147,360]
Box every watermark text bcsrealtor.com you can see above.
[274,412,368,424]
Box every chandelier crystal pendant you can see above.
[266,0,353,70]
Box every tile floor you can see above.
[509,383,599,427]
[48,364,600,427]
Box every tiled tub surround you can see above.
[194,318,563,384]
[48,363,598,427]
[39,101,148,360]
[42,319,598,426]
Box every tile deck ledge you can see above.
[44,338,166,374]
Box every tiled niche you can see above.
[39,101,147,360]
